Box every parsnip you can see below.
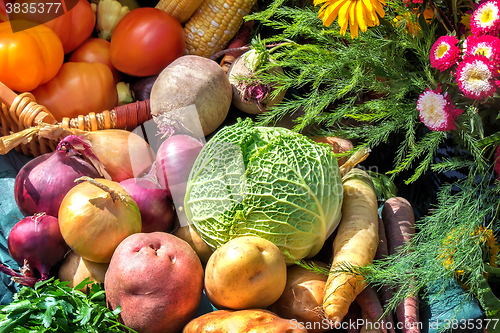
[322,168,379,325]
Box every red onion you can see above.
[120,176,175,233]
[155,134,204,202]
[7,214,69,280]
[14,135,102,217]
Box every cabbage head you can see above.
[184,118,343,262]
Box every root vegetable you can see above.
[322,168,379,325]
[218,20,254,73]
[57,251,108,292]
[269,260,329,333]
[119,176,175,233]
[183,309,308,333]
[8,214,69,280]
[173,224,213,265]
[155,134,204,201]
[382,197,419,333]
[58,177,142,263]
[14,135,101,218]
[227,50,286,114]
[374,217,397,333]
[355,286,388,333]
[360,309,384,333]
[204,236,287,310]
[105,232,204,333]
[343,300,362,333]
[150,55,232,137]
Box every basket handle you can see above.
[0,80,152,131]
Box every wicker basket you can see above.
[0,92,152,157]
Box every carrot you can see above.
[343,298,361,333]
[360,308,384,333]
[381,197,420,333]
[355,286,388,333]
[375,217,389,261]
[218,20,254,73]
[322,168,379,325]
[373,217,397,333]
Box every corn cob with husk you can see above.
[183,0,257,57]
[155,0,204,24]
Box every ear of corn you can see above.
[155,0,204,24]
[183,0,257,57]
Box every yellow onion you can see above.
[78,129,155,182]
[58,177,142,263]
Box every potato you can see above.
[204,236,287,310]
[269,261,329,333]
[105,232,204,333]
[150,55,232,137]
[182,309,308,333]
[173,224,213,265]
[58,251,109,292]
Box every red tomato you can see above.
[0,20,64,92]
[69,38,122,83]
[31,62,118,122]
[0,1,9,22]
[10,0,95,54]
[110,8,185,77]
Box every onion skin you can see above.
[8,214,69,279]
[120,177,175,233]
[156,134,204,201]
[84,130,155,182]
[14,137,101,217]
[58,178,142,263]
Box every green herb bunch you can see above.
[0,278,135,333]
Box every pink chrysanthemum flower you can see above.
[470,0,500,35]
[456,55,498,99]
[416,87,464,132]
[430,35,461,72]
[464,35,500,64]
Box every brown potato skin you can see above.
[104,232,204,333]
[58,251,109,292]
[269,261,329,333]
[173,224,213,265]
[182,309,308,333]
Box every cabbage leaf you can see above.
[184,118,343,262]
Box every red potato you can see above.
[382,197,419,333]
[104,232,204,333]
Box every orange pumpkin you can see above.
[0,20,64,92]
